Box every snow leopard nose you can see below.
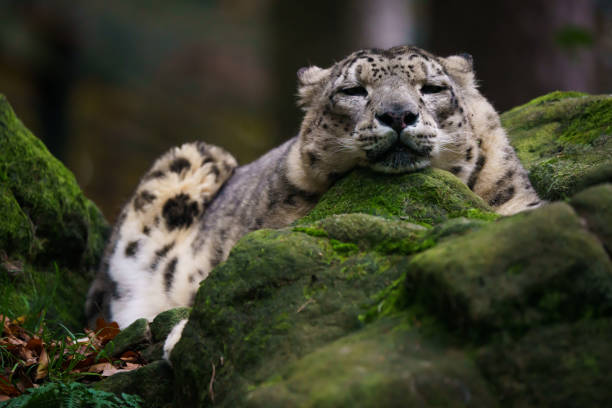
[376,109,419,134]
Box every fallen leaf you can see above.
[35,347,49,381]
[101,362,141,377]
[26,338,43,355]
[95,318,120,345]
[86,362,115,374]
[119,351,140,363]
[0,376,20,397]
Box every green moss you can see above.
[314,213,427,251]
[94,361,173,408]
[0,94,109,268]
[478,319,612,407]
[105,318,151,357]
[402,203,612,339]
[292,226,328,237]
[502,92,612,200]
[0,263,90,331]
[559,98,612,144]
[329,239,359,254]
[171,228,408,406]
[0,95,110,332]
[245,317,497,408]
[569,184,612,254]
[150,307,191,343]
[0,184,33,256]
[514,90,588,108]
[300,168,494,226]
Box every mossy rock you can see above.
[3,89,608,406]
[246,317,497,408]
[502,91,612,200]
[478,318,612,407]
[0,94,109,267]
[399,202,612,338]
[299,167,497,227]
[169,178,502,406]
[166,92,612,406]
[171,225,419,406]
[0,95,109,329]
[105,318,151,357]
[94,360,174,408]
[150,307,192,343]
[569,183,612,255]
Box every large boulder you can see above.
[166,92,612,407]
[4,91,607,407]
[0,94,109,329]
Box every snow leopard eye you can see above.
[339,86,368,97]
[421,84,448,94]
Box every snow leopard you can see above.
[85,46,542,330]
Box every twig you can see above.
[296,298,315,313]
[209,361,216,403]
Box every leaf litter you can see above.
[0,315,145,401]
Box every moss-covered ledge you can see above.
[165,91,612,407]
[501,91,612,200]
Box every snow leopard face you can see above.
[297,45,476,175]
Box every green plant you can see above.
[0,381,143,407]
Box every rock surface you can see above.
[1,91,611,407]
[0,94,109,329]
[501,91,612,200]
[169,91,612,407]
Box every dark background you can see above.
[1,0,610,221]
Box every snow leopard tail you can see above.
[85,141,237,328]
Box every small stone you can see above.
[106,318,151,357]
[150,307,191,343]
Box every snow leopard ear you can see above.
[442,53,476,89]
[297,66,331,109]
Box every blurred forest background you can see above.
[1,0,611,221]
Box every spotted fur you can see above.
[86,46,542,328]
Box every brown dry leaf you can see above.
[100,367,122,377]
[0,395,11,401]
[87,362,115,375]
[95,318,120,345]
[0,375,20,397]
[101,362,141,377]
[35,347,49,381]
[1,337,27,347]
[26,338,43,355]
[119,350,140,363]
